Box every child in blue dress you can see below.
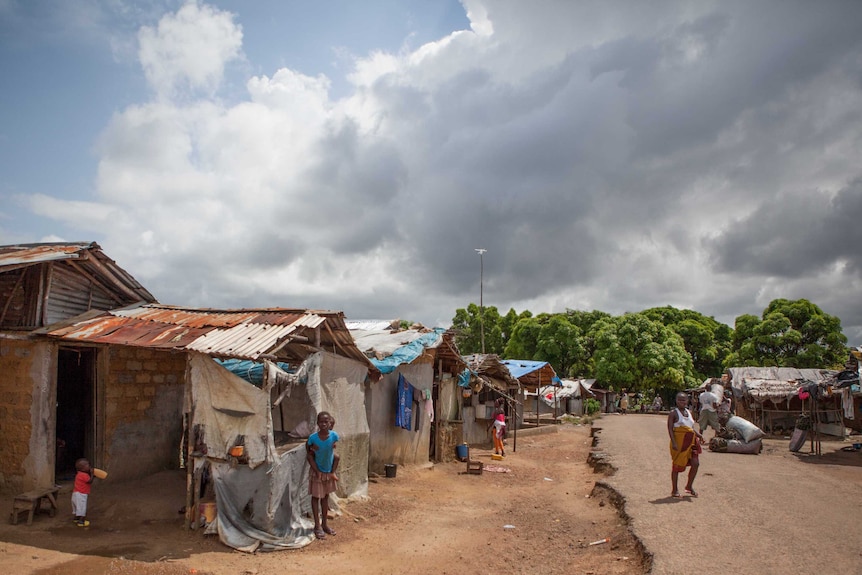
[306,411,340,539]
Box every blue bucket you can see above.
[456,443,469,461]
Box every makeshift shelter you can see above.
[726,367,842,437]
[458,354,521,445]
[534,378,596,416]
[347,323,465,471]
[0,239,378,548]
[0,242,157,494]
[501,359,559,428]
[42,303,379,551]
[823,347,862,432]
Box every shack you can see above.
[534,378,596,416]
[0,242,157,494]
[458,354,521,445]
[43,303,379,551]
[502,359,559,428]
[726,367,842,436]
[348,322,465,471]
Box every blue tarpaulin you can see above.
[501,359,562,385]
[368,328,445,374]
[214,358,292,387]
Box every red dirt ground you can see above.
[1,424,644,575]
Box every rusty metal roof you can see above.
[0,242,93,265]
[0,241,156,303]
[45,303,377,371]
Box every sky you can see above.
[1,0,861,345]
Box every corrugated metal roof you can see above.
[0,242,93,266]
[45,303,374,369]
[0,241,156,304]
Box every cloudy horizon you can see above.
[2,0,860,344]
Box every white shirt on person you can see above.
[673,408,696,429]
[699,391,718,412]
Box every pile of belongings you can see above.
[709,414,764,455]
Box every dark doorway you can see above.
[55,347,96,480]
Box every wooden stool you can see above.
[465,460,483,475]
[11,487,60,525]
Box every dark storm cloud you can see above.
[32,1,862,343]
[706,179,862,277]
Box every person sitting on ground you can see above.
[667,392,704,498]
[698,387,721,439]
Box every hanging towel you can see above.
[425,398,434,423]
[396,374,414,430]
[841,388,855,419]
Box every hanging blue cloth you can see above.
[396,373,414,430]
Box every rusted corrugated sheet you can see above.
[0,243,92,266]
[0,241,156,306]
[47,315,208,348]
[45,303,376,370]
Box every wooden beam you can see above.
[0,267,26,325]
[77,253,143,301]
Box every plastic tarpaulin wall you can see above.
[190,351,370,552]
[190,353,274,467]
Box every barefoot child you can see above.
[667,392,703,498]
[306,411,340,540]
[72,458,94,526]
[487,398,507,457]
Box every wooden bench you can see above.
[11,486,61,525]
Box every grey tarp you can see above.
[190,351,370,552]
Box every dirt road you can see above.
[593,413,862,575]
[1,424,645,575]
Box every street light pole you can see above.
[475,248,487,354]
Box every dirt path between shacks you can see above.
[0,424,645,575]
[593,413,862,575]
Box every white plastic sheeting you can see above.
[190,351,370,552]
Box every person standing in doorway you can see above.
[72,458,94,526]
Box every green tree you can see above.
[503,315,545,360]
[451,305,520,355]
[451,304,483,355]
[503,313,587,377]
[726,299,847,368]
[641,306,733,380]
[593,313,696,392]
[535,314,587,378]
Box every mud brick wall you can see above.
[104,346,186,481]
[0,338,54,494]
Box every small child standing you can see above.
[306,411,339,540]
[488,398,507,457]
[72,458,94,527]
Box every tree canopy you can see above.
[725,298,847,368]
[451,298,848,389]
[592,313,697,392]
[640,306,733,380]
